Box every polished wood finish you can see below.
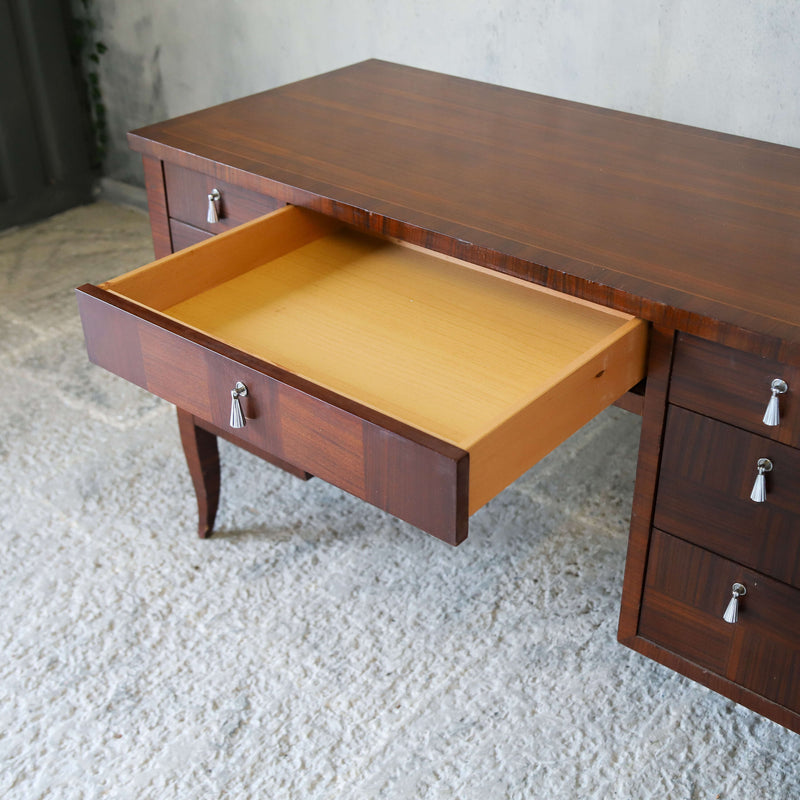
[163,162,283,233]
[129,60,800,364]
[82,61,800,732]
[670,333,800,447]
[617,327,676,643]
[177,408,220,538]
[141,155,172,259]
[640,530,800,715]
[169,219,212,251]
[76,283,470,544]
[77,203,645,540]
[621,326,800,732]
[655,407,800,588]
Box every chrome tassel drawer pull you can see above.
[207,188,221,223]
[750,457,773,503]
[229,381,248,428]
[723,582,746,624]
[762,378,788,426]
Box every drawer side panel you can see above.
[468,316,648,513]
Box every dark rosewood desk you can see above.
[77,60,800,733]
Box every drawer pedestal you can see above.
[620,332,800,733]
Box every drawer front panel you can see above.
[640,530,800,712]
[76,286,468,544]
[654,406,800,588]
[164,162,283,233]
[169,219,213,251]
[670,334,800,447]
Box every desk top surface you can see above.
[130,60,800,361]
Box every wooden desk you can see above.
[77,60,800,733]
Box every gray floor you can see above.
[1,201,796,799]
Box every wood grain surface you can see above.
[129,60,800,363]
[617,326,676,644]
[640,529,800,715]
[163,162,283,233]
[177,408,220,538]
[654,406,800,588]
[670,333,800,448]
[141,155,172,259]
[76,283,469,544]
[95,204,646,514]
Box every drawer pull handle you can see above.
[723,582,746,624]
[762,378,788,426]
[207,188,221,224]
[229,381,248,428]
[749,457,773,503]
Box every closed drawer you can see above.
[169,219,212,251]
[654,406,800,587]
[640,529,800,713]
[163,162,283,233]
[77,205,647,544]
[670,333,800,447]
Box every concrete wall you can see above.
[90,0,800,185]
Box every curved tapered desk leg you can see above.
[177,408,220,538]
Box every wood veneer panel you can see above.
[618,327,676,643]
[638,530,737,673]
[163,161,283,232]
[106,206,645,513]
[640,530,800,713]
[617,337,800,732]
[75,284,468,544]
[670,333,800,448]
[141,156,172,259]
[129,60,800,361]
[169,219,212,251]
[654,407,800,588]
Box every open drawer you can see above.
[76,205,647,544]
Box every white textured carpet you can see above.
[1,202,796,799]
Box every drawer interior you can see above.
[101,206,647,513]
